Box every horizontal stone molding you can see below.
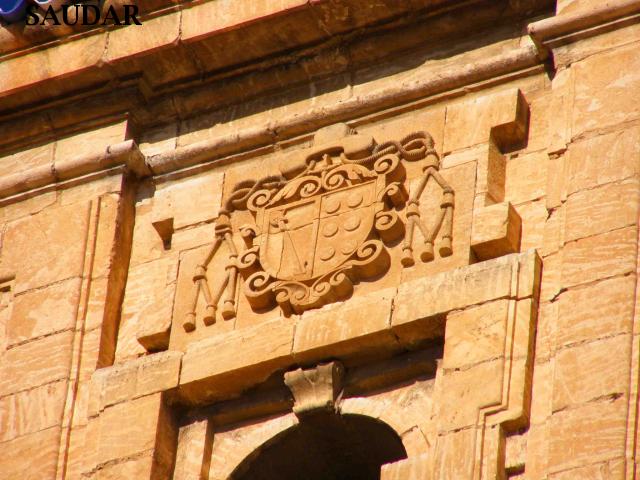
[0,46,539,204]
[0,139,148,204]
[529,0,640,48]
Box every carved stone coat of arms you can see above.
[183,124,454,332]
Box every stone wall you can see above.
[1,0,640,478]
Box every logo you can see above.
[0,1,141,25]
[181,124,455,332]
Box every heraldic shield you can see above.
[181,125,455,331]
[259,181,377,282]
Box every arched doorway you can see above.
[230,413,408,480]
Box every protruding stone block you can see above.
[471,202,522,261]
[284,361,345,417]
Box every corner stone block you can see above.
[444,88,529,154]
[471,201,522,261]
[92,393,177,475]
[90,351,182,415]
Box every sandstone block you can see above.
[437,360,504,431]
[105,12,180,64]
[443,88,528,153]
[552,334,630,412]
[432,427,476,479]
[95,393,176,469]
[572,44,640,136]
[91,350,182,413]
[0,330,74,397]
[565,178,639,242]
[7,277,81,347]
[505,151,548,205]
[54,122,128,170]
[561,226,637,289]
[549,395,627,473]
[173,419,210,480]
[96,454,155,480]
[293,289,396,363]
[514,200,547,252]
[2,202,91,294]
[549,458,625,480]
[565,127,640,195]
[179,318,294,403]
[475,140,506,205]
[0,426,61,480]
[443,299,510,370]
[0,143,54,178]
[471,202,522,261]
[151,170,224,231]
[556,275,635,348]
[0,379,67,443]
[181,0,308,42]
[118,256,178,360]
[545,154,566,210]
[393,252,521,330]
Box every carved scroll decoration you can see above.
[183,126,454,332]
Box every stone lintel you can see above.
[177,250,541,405]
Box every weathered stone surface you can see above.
[505,151,548,204]
[565,127,640,195]
[556,274,635,348]
[549,395,627,474]
[1,202,90,294]
[561,226,637,288]
[105,12,181,64]
[95,454,155,480]
[0,330,74,397]
[180,318,294,402]
[91,351,182,414]
[7,277,81,347]
[443,299,510,370]
[552,335,630,412]
[173,418,210,480]
[572,44,640,136]
[293,289,397,363]
[564,178,639,242]
[94,393,176,469]
[118,256,178,358]
[437,360,504,431]
[0,426,62,480]
[0,379,67,443]
[393,253,517,328]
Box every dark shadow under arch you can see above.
[230,412,408,480]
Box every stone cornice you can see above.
[0,139,147,204]
[0,44,540,204]
[528,0,640,50]
[2,0,639,203]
